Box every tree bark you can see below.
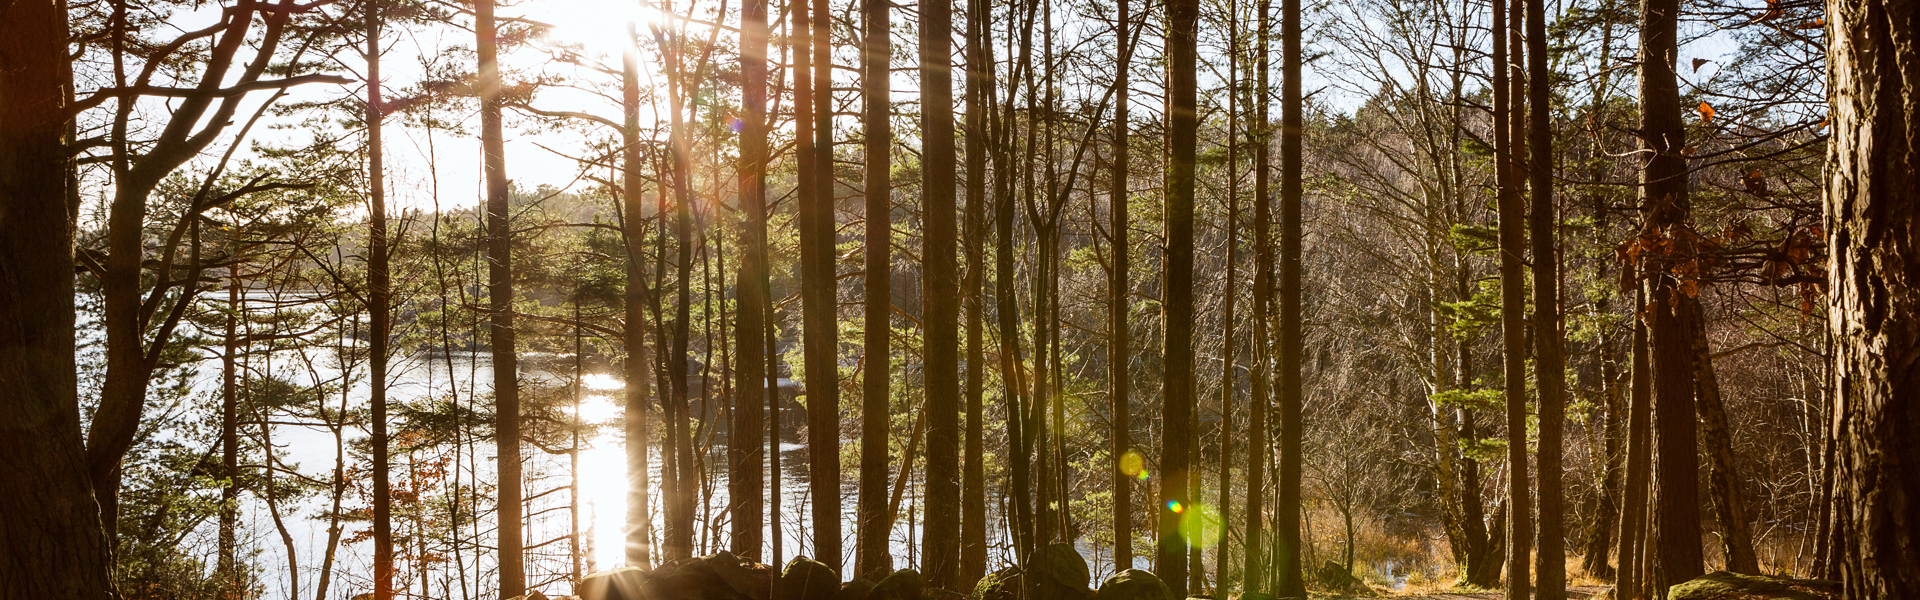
[477,0,525,590]
[856,0,894,575]
[1493,0,1531,593]
[622,29,654,569]
[1242,0,1269,586]
[920,0,961,585]
[1685,300,1758,574]
[1160,0,1198,591]
[1637,0,1703,584]
[961,0,991,582]
[732,0,771,561]
[1526,0,1564,591]
[1275,0,1306,590]
[367,6,396,596]
[1617,313,1653,600]
[795,0,844,574]
[0,0,115,591]
[1825,0,1920,595]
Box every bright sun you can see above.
[540,0,668,60]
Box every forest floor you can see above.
[1368,586,1610,599]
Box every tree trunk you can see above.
[1616,301,1653,600]
[920,0,961,585]
[0,0,115,590]
[795,0,844,574]
[731,0,771,561]
[1275,0,1306,589]
[621,29,654,569]
[961,0,991,582]
[1216,12,1241,588]
[1160,0,1198,591]
[997,0,1037,561]
[1493,0,1532,593]
[1526,0,1564,591]
[1242,0,1269,585]
[1825,1,1920,595]
[1637,0,1703,584]
[476,0,525,590]
[856,0,894,575]
[1685,300,1758,574]
[366,7,397,597]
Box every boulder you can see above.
[836,578,875,600]
[1666,571,1839,600]
[869,569,925,600]
[778,557,841,600]
[579,566,649,600]
[638,552,770,600]
[1314,561,1376,597]
[975,567,1023,600]
[1093,569,1172,600]
[1236,593,1277,600]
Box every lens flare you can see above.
[1166,500,1184,513]
[1119,450,1146,477]
[1179,503,1224,547]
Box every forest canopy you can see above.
[0,0,1915,598]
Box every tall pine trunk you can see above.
[731,0,771,560]
[476,0,525,590]
[1492,0,1532,593]
[1825,0,1920,595]
[366,6,396,596]
[920,0,961,585]
[960,0,992,582]
[1275,0,1307,589]
[1617,312,1654,600]
[795,0,844,573]
[0,0,115,589]
[1159,0,1198,592]
[621,30,654,569]
[1109,0,1135,572]
[1242,0,1270,586]
[1526,0,1565,592]
[1637,0,1703,585]
[856,0,894,575]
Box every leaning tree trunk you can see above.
[1825,0,1920,596]
[1685,300,1759,574]
[0,0,116,593]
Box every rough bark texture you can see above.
[961,0,991,583]
[1527,0,1565,590]
[1109,0,1135,574]
[921,0,961,585]
[796,0,843,574]
[0,0,116,594]
[1160,0,1197,591]
[856,0,894,577]
[731,0,770,561]
[477,0,525,591]
[366,7,396,597]
[1638,0,1704,585]
[1825,0,1920,596]
[1243,0,1270,588]
[1617,315,1653,600]
[1685,300,1759,575]
[1276,0,1307,590]
[1493,0,1531,594]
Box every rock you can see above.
[1094,569,1172,600]
[975,567,1023,600]
[1314,561,1376,597]
[922,588,967,600]
[1237,593,1277,600]
[1667,571,1839,600]
[869,569,924,600]
[778,557,841,600]
[640,552,769,600]
[579,566,649,600]
[836,578,875,600]
[1033,544,1092,589]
